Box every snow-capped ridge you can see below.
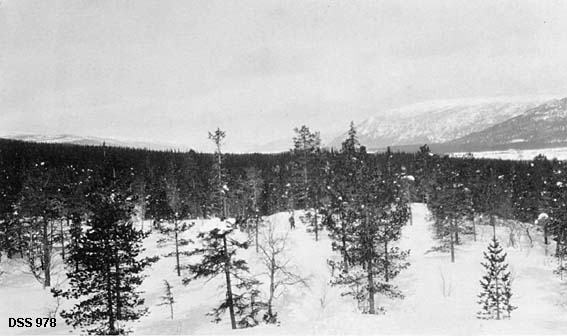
[331,96,557,150]
[447,95,567,151]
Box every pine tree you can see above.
[245,167,263,252]
[52,158,157,335]
[183,129,263,330]
[59,163,89,266]
[0,145,24,262]
[477,237,516,320]
[426,160,474,262]
[17,162,64,288]
[329,139,410,314]
[164,167,191,277]
[326,123,362,274]
[209,128,228,219]
[0,211,19,261]
[292,125,323,241]
[158,280,175,320]
[183,219,262,329]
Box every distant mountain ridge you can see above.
[445,97,567,152]
[330,97,555,151]
[0,134,190,151]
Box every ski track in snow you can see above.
[1,204,567,335]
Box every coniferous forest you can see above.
[1,124,567,334]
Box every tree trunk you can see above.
[17,227,24,259]
[42,219,51,287]
[313,211,318,242]
[115,260,122,323]
[140,204,145,232]
[367,260,375,314]
[222,236,237,329]
[49,220,54,247]
[61,219,66,260]
[303,151,308,210]
[175,220,180,277]
[73,216,81,272]
[113,222,122,332]
[3,224,11,259]
[495,274,500,320]
[365,211,375,314]
[409,204,413,226]
[556,230,565,258]
[267,260,276,319]
[255,217,259,253]
[543,219,548,245]
[490,215,496,239]
[407,185,413,226]
[472,215,477,242]
[106,262,116,334]
[449,218,455,263]
[384,239,389,283]
[454,220,460,245]
[341,215,349,273]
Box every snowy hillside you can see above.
[1,204,567,335]
[330,97,554,151]
[447,97,567,151]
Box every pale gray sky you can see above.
[1,0,567,152]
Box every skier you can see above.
[289,212,295,229]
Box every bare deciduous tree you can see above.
[257,220,309,323]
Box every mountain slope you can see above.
[446,97,567,151]
[330,97,553,150]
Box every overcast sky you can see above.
[1,0,567,152]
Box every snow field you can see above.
[1,204,567,335]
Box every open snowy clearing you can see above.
[451,147,567,161]
[1,204,567,335]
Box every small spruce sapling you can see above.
[477,237,516,320]
[158,280,175,320]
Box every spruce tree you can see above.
[52,158,157,335]
[158,280,175,320]
[477,237,516,320]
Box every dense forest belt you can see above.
[0,137,565,225]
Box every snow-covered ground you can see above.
[451,147,567,161]
[1,204,567,335]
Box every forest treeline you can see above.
[1,129,567,267]
[2,133,566,226]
